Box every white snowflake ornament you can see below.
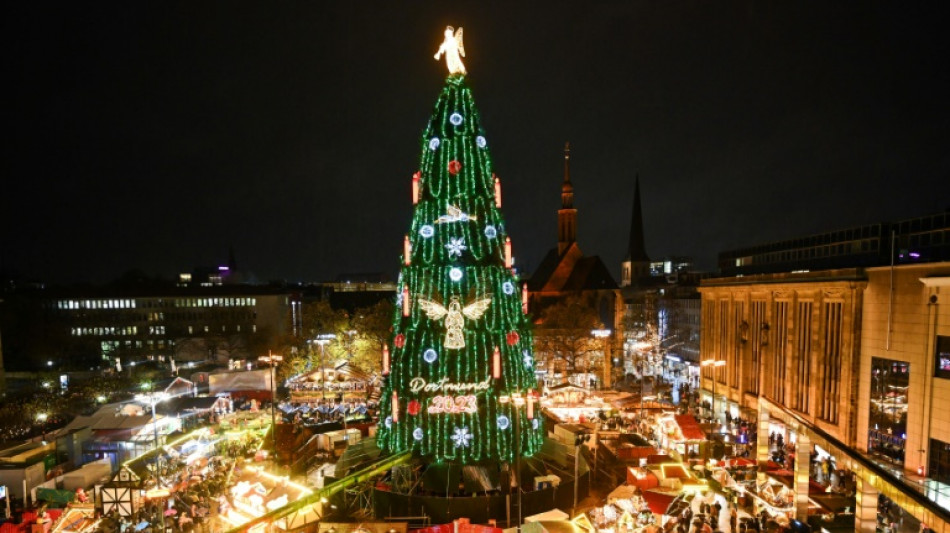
[446,237,467,259]
[452,426,473,448]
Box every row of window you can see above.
[734,238,880,267]
[101,339,171,352]
[73,326,138,336]
[55,297,259,311]
[173,297,256,308]
[59,299,136,310]
[72,324,256,336]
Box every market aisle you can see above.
[690,490,738,533]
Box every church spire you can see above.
[627,175,649,262]
[558,142,577,255]
[621,175,650,286]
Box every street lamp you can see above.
[258,352,283,456]
[700,359,726,423]
[312,334,336,401]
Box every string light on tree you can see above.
[376,26,543,463]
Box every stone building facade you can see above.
[698,269,866,444]
[699,263,950,530]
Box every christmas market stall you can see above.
[541,384,613,424]
[287,362,376,403]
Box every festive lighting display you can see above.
[376,72,542,463]
[412,172,421,204]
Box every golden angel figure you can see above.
[434,26,466,75]
[417,295,491,349]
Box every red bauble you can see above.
[506,331,520,346]
[407,400,421,416]
[448,160,462,175]
[394,334,405,348]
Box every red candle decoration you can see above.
[407,399,421,416]
[412,171,421,204]
[394,333,405,348]
[492,346,501,379]
[392,392,400,423]
[403,235,411,266]
[382,344,390,376]
[448,160,462,175]
[402,286,410,317]
[507,331,520,346]
[504,237,512,268]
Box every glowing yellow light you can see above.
[434,26,466,75]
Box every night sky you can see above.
[3,2,948,285]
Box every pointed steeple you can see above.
[627,175,649,262]
[621,175,650,286]
[561,142,573,208]
[557,142,578,255]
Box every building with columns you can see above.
[700,211,950,531]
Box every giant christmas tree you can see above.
[375,27,543,464]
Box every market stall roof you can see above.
[415,519,501,533]
[546,383,590,393]
[522,521,589,533]
[525,509,570,522]
[91,414,157,430]
[157,396,225,415]
[607,484,639,502]
[722,457,756,468]
[673,415,706,441]
[641,488,678,514]
[611,397,675,410]
[290,361,373,382]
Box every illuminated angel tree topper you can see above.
[376,30,542,464]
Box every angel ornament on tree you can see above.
[418,295,491,349]
[434,26,466,75]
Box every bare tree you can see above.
[533,293,602,377]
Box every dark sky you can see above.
[3,2,948,285]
